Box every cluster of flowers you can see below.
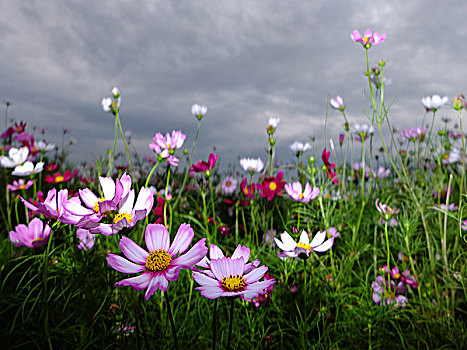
[107,222,275,302]
[372,265,418,307]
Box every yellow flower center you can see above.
[221,274,246,291]
[299,193,303,199]
[226,181,231,187]
[19,184,26,190]
[113,212,132,224]
[32,237,43,243]
[269,182,277,191]
[296,242,311,250]
[243,188,249,195]
[93,197,106,213]
[393,273,400,279]
[167,143,171,149]
[55,175,64,183]
[145,249,172,272]
[363,36,369,44]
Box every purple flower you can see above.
[7,179,34,191]
[190,153,218,173]
[192,256,274,300]
[351,29,386,48]
[77,228,96,250]
[107,223,208,300]
[220,176,238,195]
[284,182,319,203]
[149,130,186,166]
[9,218,51,248]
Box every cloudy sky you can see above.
[1,0,466,169]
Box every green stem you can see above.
[107,116,118,177]
[144,160,160,188]
[212,298,218,350]
[164,291,178,349]
[208,174,217,242]
[43,229,55,350]
[227,298,235,350]
[115,111,135,177]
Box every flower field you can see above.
[0,29,466,349]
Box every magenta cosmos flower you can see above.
[107,223,207,300]
[9,218,51,248]
[274,230,334,259]
[285,182,319,203]
[190,153,218,173]
[192,256,275,300]
[256,170,286,200]
[351,29,386,48]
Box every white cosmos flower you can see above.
[290,141,311,153]
[101,97,113,112]
[0,147,29,168]
[240,157,264,172]
[422,95,448,111]
[191,103,208,119]
[268,117,280,128]
[274,230,334,260]
[12,161,44,176]
[36,140,56,152]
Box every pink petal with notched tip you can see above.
[145,224,170,251]
[168,223,194,256]
[119,237,149,264]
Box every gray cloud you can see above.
[1,0,466,170]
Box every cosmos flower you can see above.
[351,29,386,48]
[192,256,274,300]
[329,95,345,111]
[107,223,208,300]
[400,127,426,142]
[21,188,81,225]
[76,228,96,251]
[251,273,274,307]
[290,141,311,154]
[240,178,255,200]
[240,157,264,172]
[284,182,319,203]
[421,95,448,112]
[274,230,334,260]
[7,179,34,191]
[267,117,280,128]
[190,153,218,173]
[36,140,56,152]
[350,124,375,141]
[44,170,74,184]
[220,176,238,195]
[256,170,286,200]
[149,130,186,166]
[11,161,44,176]
[191,103,208,120]
[371,275,408,307]
[322,148,339,184]
[9,218,52,249]
[0,146,29,168]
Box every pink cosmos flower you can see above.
[107,223,208,300]
[9,218,51,248]
[322,148,339,184]
[284,182,319,203]
[330,95,345,111]
[190,153,218,173]
[44,170,74,184]
[192,256,275,300]
[220,176,238,195]
[197,244,260,279]
[76,228,96,250]
[351,29,386,48]
[149,130,186,166]
[7,179,34,191]
[21,188,81,225]
[274,230,334,260]
[256,170,286,200]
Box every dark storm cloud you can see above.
[1,0,466,169]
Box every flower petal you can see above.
[310,230,326,248]
[171,238,207,268]
[115,271,152,290]
[145,224,170,251]
[244,265,268,284]
[168,223,194,256]
[313,237,334,252]
[119,237,149,264]
[107,254,146,274]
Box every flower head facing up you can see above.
[290,141,311,154]
[7,178,34,191]
[240,157,264,173]
[191,103,208,120]
[400,127,426,142]
[102,87,121,115]
[220,176,238,195]
[0,146,29,168]
[351,29,386,49]
[267,117,280,135]
[274,230,334,260]
[107,223,208,300]
[350,124,375,142]
[45,170,74,184]
[193,251,274,300]
[190,153,218,174]
[330,95,345,111]
[256,170,286,200]
[376,198,400,225]
[421,95,448,112]
[149,130,186,166]
[284,182,319,203]
[9,218,52,248]
[11,161,45,176]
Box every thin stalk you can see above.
[107,117,119,177]
[164,291,178,349]
[144,160,160,188]
[43,230,55,350]
[212,298,218,350]
[208,174,217,242]
[227,298,235,350]
[163,167,171,230]
[173,119,202,209]
[115,111,135,177]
